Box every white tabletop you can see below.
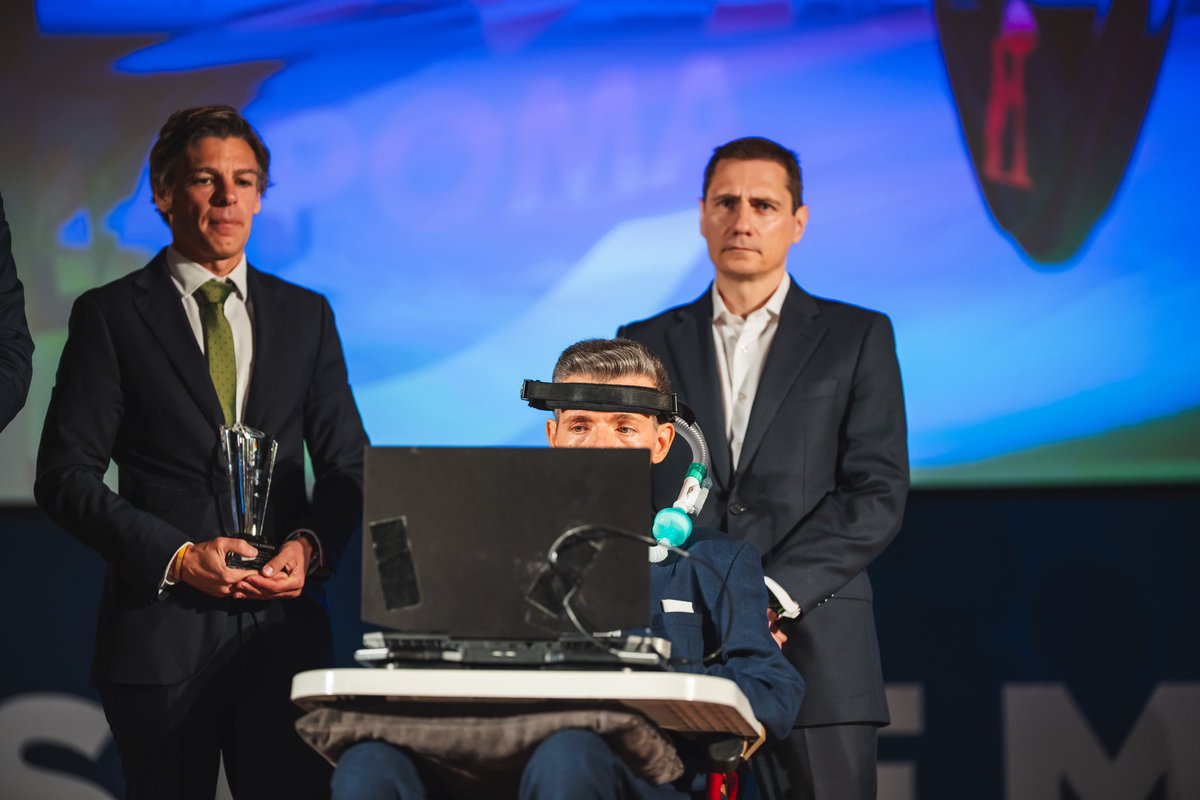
[292,668,764,750]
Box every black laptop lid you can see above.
[361,447,651,639]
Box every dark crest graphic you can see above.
[935,0,1174,264]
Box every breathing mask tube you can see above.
[647,415,711,561]
[522,379,713,559]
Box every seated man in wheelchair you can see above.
[332,338,804,800]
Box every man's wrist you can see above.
[763,575,802,619]
[169,543,191,582]
[286,530,323,574]
[159,541,194,593]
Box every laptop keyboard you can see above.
[356,631,670,669]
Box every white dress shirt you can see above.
[164,247,254,423]
[712,275,803,616]
[711,274,790,469]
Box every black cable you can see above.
[544,523,737,668]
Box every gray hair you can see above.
[552,338,672,394]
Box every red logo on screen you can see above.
[983,3,1036,189]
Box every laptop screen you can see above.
[361,447,652,639]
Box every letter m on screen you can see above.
[1004,683,1200,799]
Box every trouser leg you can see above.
[520,729,694,800]
[332,741,428,800]
[99,675,222,800]
[220,608,333,800]
[751,724,878,800]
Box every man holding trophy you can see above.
[36,106,368,800]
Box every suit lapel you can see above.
[737,280,826,479]
[664,289,732,489]
[132,253,225,427]
[243,267,277,430]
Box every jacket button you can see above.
[729,503,746,515]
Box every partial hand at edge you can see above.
[767,608,788,649]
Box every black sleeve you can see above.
[296,296,369,574]
[0,192,34,432]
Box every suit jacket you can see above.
[36,251,368,687]
[651,527,804,741]
[0,192,34,431]
[621,279,908,726]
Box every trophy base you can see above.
[225,538,279,571]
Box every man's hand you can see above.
[177,537,264,598]
[767,608,788,649]
[230,538,311,600]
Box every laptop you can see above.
[359,447,668,668]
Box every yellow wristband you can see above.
[170,544,191,582]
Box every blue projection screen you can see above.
[1,0,1197,501]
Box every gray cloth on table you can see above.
[297,707,684,793]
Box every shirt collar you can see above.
[164,246,250,301]
[712,273,790,324]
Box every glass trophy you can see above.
[221,423,279,570]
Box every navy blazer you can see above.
[0,192,33,431]
[651,527,804,741]
[623,280,908,726]
[36,252,369,686]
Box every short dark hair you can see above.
[149,105,271,222]
[702,136,804,211]
[552,338,672,395]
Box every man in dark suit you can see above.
[36,106,368,800]
[0,190,34,432]
[619,137,908,799]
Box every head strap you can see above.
[521,380,695,424]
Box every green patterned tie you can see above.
[195,279,237,426]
